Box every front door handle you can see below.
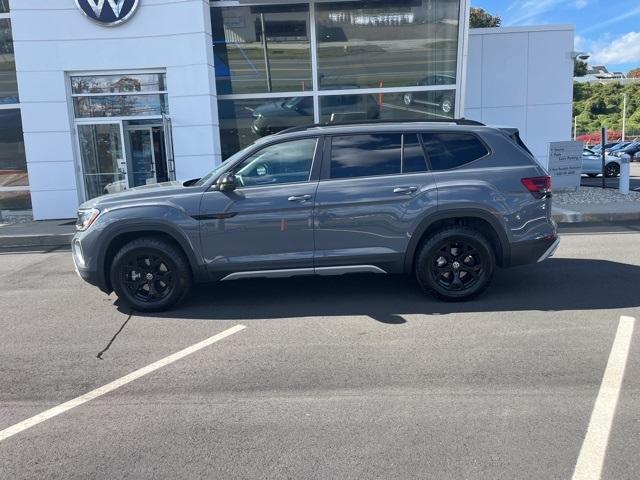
[393,186,418,194]
[288,194,312,202]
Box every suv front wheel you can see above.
[110,237,192,312]
[415,227,495,301]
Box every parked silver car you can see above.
[581,148,620,177]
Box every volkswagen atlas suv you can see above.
[72,119,559,312]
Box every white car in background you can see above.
[582,148,621,178]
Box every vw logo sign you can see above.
[75,0,140,27]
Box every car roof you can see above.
[263,119,497,141]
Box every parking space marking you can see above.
[0,324,246,443]
[572,316,636,480]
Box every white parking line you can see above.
[571,316,636,480]
[0,324,246,443]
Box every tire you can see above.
[403,92,414,106]
[110,236,192,312]
[415,226,495,302]
[605,163,620,178]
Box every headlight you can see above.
[76,208,100,231]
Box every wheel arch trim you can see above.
[403,208,510,272]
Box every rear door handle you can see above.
[288,194,313,202]
[393,186,418,194]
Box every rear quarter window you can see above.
[421,132,489,171]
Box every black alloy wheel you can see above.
[120,253,174,303]
[605,163,620,178]
[430,241,485,292]
[110,237,192,312]
[415,226,495,301]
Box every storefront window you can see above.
[71,74,167,94]
[218,96,314,159]
[0,1,8,13]
[71,73,169,118]
[211,0,462,160]
[0,109,27,187]
[316,0,459,90]
[212,5,312,95]
[0,19,20,104]
[73,95,168,118]
[319,89,455,124]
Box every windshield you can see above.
[194,149,246,187]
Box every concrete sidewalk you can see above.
[0,219,75,248]
[552,203,640,223]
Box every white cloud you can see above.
[576,0,588,8]
[590,32,640,65]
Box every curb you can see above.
[552,207,640,224]
[0,233,73,249]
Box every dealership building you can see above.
[0,0,574,220]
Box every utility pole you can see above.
[622,93,627,142]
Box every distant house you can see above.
[576,64,627,83]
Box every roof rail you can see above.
[275,118,485,136]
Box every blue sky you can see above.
[471,0,640,73]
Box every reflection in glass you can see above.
[78,124,127,200]
[71,74,167,94]
[316,0,459,90]
[73,94,168,118]
[234,138,317,187]
[320,90,455,124]
[0,191,31,211]
[218,97,314,159]
[211,5,312,95]
[0,1,8,13]
[0,19,19,104]
[330,134,402,179]
[0,109,27,187]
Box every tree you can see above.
[629,68,640,79]
[469,8,501,28]
[574,59,588,77]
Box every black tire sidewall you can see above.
[110,239,191,312]
[416,228,495,301]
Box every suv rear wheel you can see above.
[110,237,192,312]
[415,227,495,301]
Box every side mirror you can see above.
[216,173,237,192]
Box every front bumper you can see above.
[71,235,109,293]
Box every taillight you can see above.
[521,176,551,199]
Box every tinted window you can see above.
[421,133,489,171]
[234,138,317,187]
[403,133,428,173]
[330,134,401,179]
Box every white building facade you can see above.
[1,1,573,220]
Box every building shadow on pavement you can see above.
[125,258,640,323]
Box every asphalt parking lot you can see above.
[1,224,639,479]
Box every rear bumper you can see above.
[508,235,559,267]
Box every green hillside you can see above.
[573,81,640,134]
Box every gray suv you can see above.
[72,120,559,312]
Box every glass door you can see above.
[77,122,127,199]
[124,122,170,188]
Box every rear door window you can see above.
[421,132,489,171]
[329,134,401,179]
